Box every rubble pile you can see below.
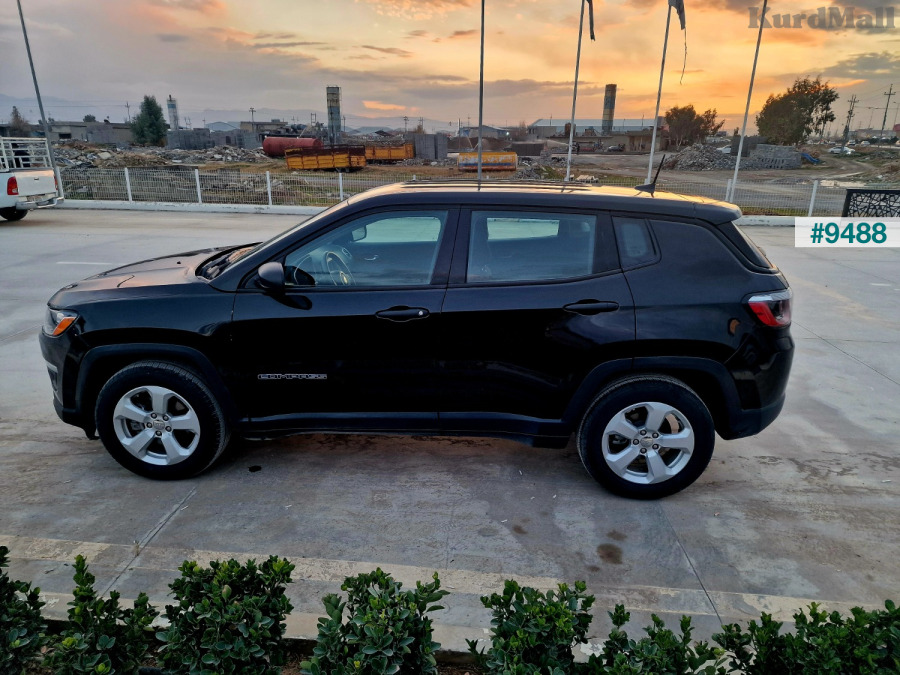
[53,142,269,169]
[663,144,735,171]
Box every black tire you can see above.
[577,375,715,499]
[0,208,27,222]
[95,361,229,479]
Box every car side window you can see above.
[467,210,597,283]
[284,210,448,288]
[612,216,657,268]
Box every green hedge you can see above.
[1,546,897,674]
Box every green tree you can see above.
[665,104,701,149]
[130,95,167,145]
[699,108,726,139]
[82,114,97,123]
[756,76,838,145]
[9,106,31,135]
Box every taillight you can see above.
[747,289,792,327]
[7,176,18,196]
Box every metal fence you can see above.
[59,166,898,217]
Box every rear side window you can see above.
[613,217,657,268]
[467,211,598,283]
[716,221,775,269]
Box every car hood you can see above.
[47,247,233,306]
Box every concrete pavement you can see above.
[1,209,898,656]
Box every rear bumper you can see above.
[17,196,63,210]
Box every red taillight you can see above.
[748,289,792,327]
[7,176,18,196]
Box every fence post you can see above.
[725,178,733,203]
[54,167,66,201]
[194,168,203,204]
[266,171,273,206]
[807,180,819,217]
[338,172,344,201]
[124,168,133,202]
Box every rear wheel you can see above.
[95,361,229,479]
[0,208,26,222]
[577,376,715,499]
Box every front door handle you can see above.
[563,300,619,315]
[375,306,430,322]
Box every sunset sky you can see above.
[2,0,899,134]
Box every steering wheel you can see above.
[324,250,354,286]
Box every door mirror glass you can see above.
[351,226,367,241]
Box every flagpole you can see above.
[477,0,485,181]
[565,0,587,182]
[727,0,767,203]
[646,6,672,182]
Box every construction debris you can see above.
[52,142,269,168]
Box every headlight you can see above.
[44,308,78,336]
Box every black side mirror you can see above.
[257,262,285,292]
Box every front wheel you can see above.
[95,361,230,479]
[577,376,715,499]
[0,208,27,222]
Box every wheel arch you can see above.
[76,344,238,437]
[564,356,740,439]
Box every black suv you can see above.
[40,182,793,498]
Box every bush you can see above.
[43,554,157,675]
[0,546,46,675]
[585,605,725,674]
[301,568,448,675]
[469,579,594,674]
[156,556,294,674]
[713,600,900,674]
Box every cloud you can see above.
[825,51,900,78]
[255,32,297,40]
[448,29,477,39]
[363,100,408,110]
[147,0,225,13]
[157,33,189,42]
[407,30,429,38]
[360,44,413,57]
[253,41,326,49]
[354,0,473,20]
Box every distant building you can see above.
[529,118,664,138]
[28,121,134,145]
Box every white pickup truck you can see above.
[1,137,62,222]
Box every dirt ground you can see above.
[323,143,900,186]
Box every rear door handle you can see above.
[563,300,619,315]
[375,306,430,322]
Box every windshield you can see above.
[199,246,257,279]
[199,200,352,280]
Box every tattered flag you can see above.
[669,0,686,30]
[586,0,596,40]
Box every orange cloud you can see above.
[363,100,408,110]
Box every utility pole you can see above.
[125,101,131,122]
[249,107,256,123]
[16,0,56,172]
[842,95,857,147]
[403,116,409,133]
[880,84,894,143]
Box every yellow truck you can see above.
[457,151,518,172]
[285,146,366,171]
[365,143,414,163]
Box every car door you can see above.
[230,207,457,429]
[439,207,635,429]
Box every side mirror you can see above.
[256,262,285,292]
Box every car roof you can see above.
[346,180,742,222]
